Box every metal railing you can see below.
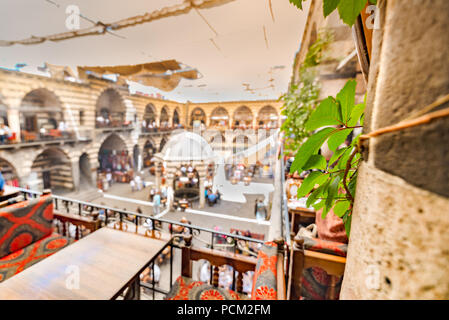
[14,187,264,299]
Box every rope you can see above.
[0,0,237,46]
[359,93,449,142]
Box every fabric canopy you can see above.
[77,60,200,91]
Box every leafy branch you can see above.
[289,0,378,26]
[280,30,332,156]
[290,80,365,237]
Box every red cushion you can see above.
[0,233,73,283]
[300,236,348,257]
[251,241,278,300]
[0,196,54,259]
[166,276,246,300]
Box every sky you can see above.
[0,0,310,102]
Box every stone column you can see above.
[165,163,177,210]
[252,117,257,130]
[71,160,80,191]
[341,0,449,300]
[197,165,207,209]
[155,161,162,190]
[7,108,21,142]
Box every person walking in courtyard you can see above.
[153,190,161,215]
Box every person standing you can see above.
[153,191,161,215]
[0,170,5,196]
[0,121,11,144]
[106,170,112,188]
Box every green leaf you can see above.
[305,97,342,131]
[337,0,368,26]
[337,146,354,170]
[289,0,305,9]
[297,171,329,198]
[348,171,358,196]
[290,127,336,173]
[303,155,327,171]
[323,0,340,17]
[328,147,348,168]
[336,79,357,124]
[334,200,351,217]
[306,180,330,208]
[323,176,341,218]
[342,211,352,237]
[348,103,366,127]
[312,199,326,211]
[327,129,352,152]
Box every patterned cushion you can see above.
[0,233,74,283]
[251,241,278,300]
[166,276,247,300]
[300,236,347,257]
[0,196,54,259]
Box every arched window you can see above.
[210,107,229,128]
[95,88,126,128]
[32,148,73,191]
[20,88,64,141]
[233,106,253,129]
[190,108,206,127]
[143,103,157,132]
[257,105,278,129]
[160,106,170,129]
[173,108,180,127]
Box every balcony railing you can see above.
[0,130,92,149]
[14,187,265,299]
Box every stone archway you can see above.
[0,97,8,126]
[31,148,73,192]
[160,106,170,129]
[98,133,129,172]
[133,144,141,172]
[95,88,126,128]
[257,105,278,129]
[210,107,229,129]
[233,106,253,129]
[79,153,92,186]
[143,139,156,168]
[159,136,168,152]
[233,135,250,154]
[0,157,19,187]
[173,108,180,127]
[190,107,206,128]
[143,103,157,132]
[20,88,64,141]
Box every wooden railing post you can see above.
[287,236,305,300]
[181,235,193,278]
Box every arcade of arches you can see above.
[0,67,281,196]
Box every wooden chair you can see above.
[287,236,346,300]
[174,236,286,300]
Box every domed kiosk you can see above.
[153,131,217,208]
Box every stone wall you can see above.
[0,68,282,190]
[341,0,449,299]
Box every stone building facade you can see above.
[0,68,282,192]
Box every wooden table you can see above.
[0,227,169,300]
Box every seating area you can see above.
[166,235,284,300]
[0,187,347,301]
[0,195,71,283]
